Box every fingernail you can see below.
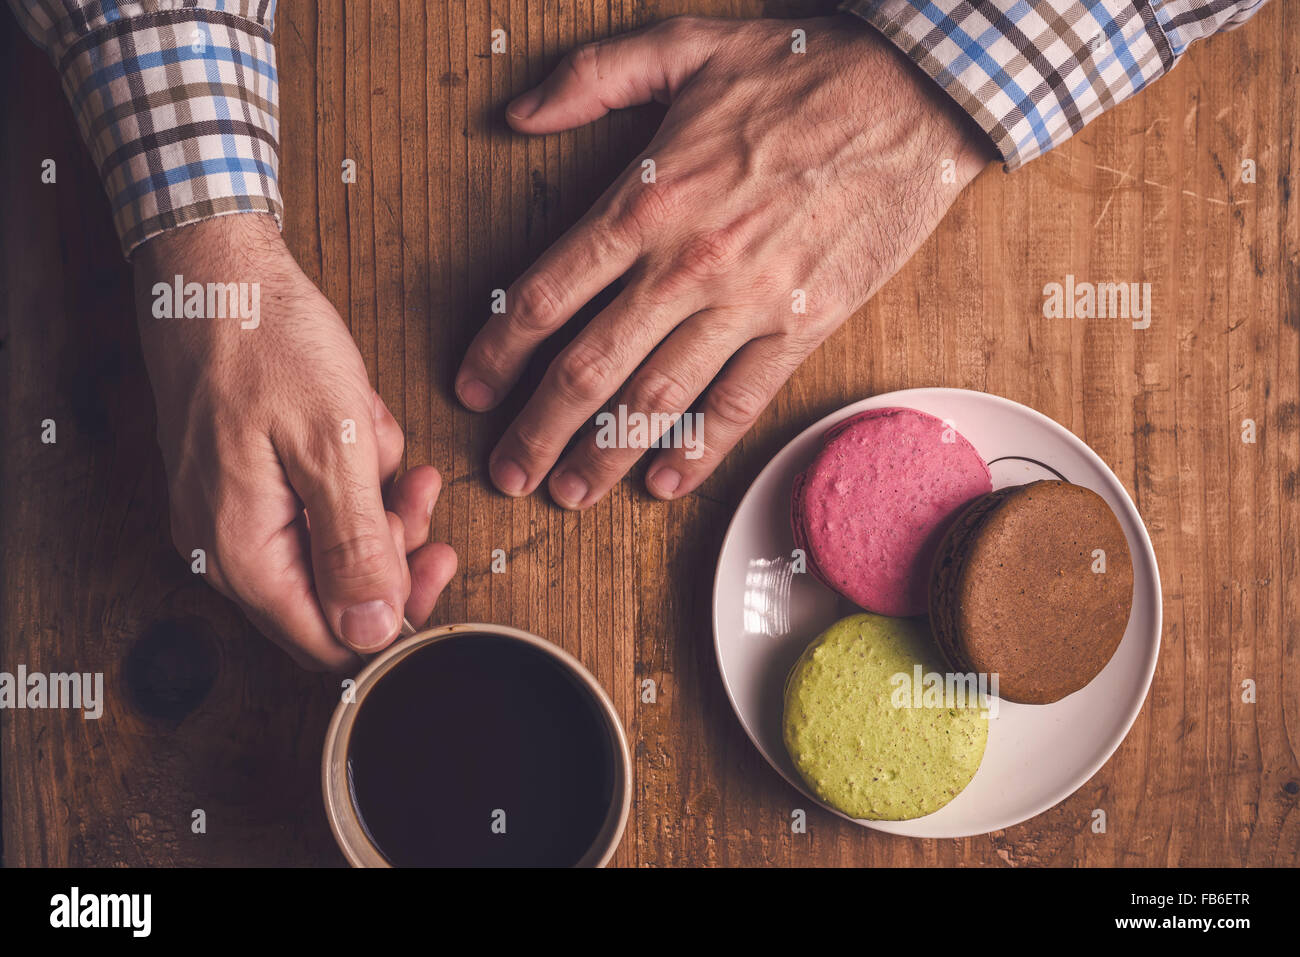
[340,600,397,651]
[648,467,682,498]
[551,469,589,508]
[508,87,544,119]
[491,456,528,495]
[457,377,495,411]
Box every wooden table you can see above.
[2,0,1296,867]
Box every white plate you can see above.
[712,388,1161,838]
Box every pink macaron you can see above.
[791,407,991,617]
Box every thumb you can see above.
[506,17,717,133]
[282,419,408,654]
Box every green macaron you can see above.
[783,613,988,820]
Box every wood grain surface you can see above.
[1,0,1297,867]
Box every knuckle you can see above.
[779,308,836,350]
[675,229,740,281]
[510,418,552,462]
[617,180,684,235]
[467,335,513,382]
[785,325,827,355]
[551,341,619,404]
[511,275,567,336]
[706,377,768,430]
[628,367,693,417]
[316,532,392,590]
[565,41,601,83]
[586,216,627,263]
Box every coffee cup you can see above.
[322,622,632,867]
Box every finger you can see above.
[455,207,636,412]
[404,542,458,629]
[384,465,441,552]
[240,598,358,673]
[215,516,360,673]
[506,17,718,133]
[645,333,811,499]
[278,412,407,655]
[547,308,752,509]
[386,510,413,608]
[372,390,405,486]
[488,284,700,496]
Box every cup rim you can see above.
[321,621,632,868]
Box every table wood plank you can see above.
[1,0,1296,867]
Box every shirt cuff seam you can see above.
[48,10,282,260]
[841,0,1178,171]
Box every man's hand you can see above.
[134,215,457,670]
[456,14,993,508]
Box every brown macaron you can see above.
[929,480,1134,704]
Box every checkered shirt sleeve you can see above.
[841,0,1272,169]
[9,0,282,258]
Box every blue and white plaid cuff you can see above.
[10,0,283,258]
[842,0,1269,169]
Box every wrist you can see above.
[132,213,292,380]
[831,13,994,186]
[134,213,287,276]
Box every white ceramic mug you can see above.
[321,622,632,867]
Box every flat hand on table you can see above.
[456,14,993,508]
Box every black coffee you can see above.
[346,634,616,867]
